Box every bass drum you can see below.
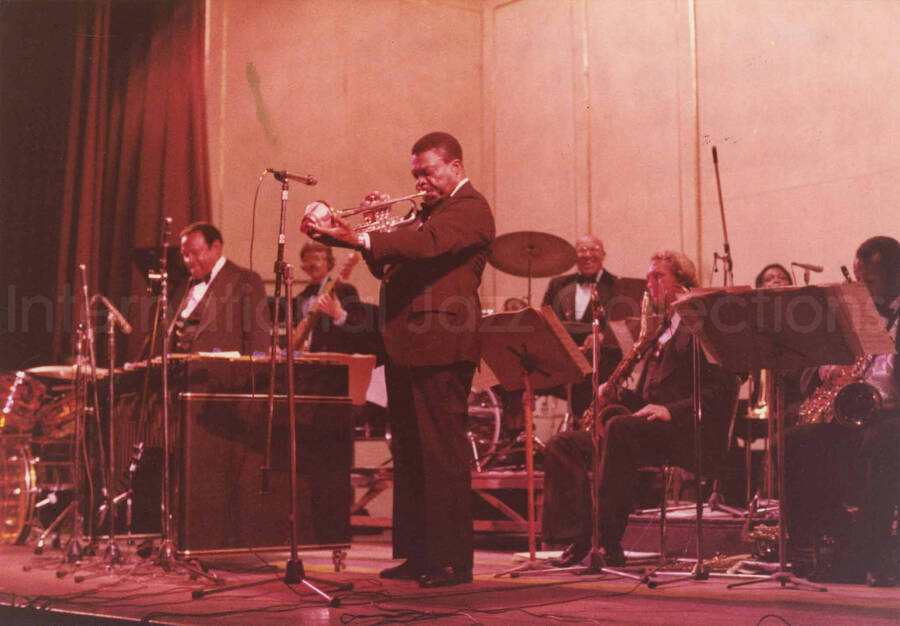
[0,437,36,544]
[466,386,502,469]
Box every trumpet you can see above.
[302,191,426,235]
[336,191,426,218]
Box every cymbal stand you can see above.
[56,320,88,563]
[79,265,108,553]
[148,218,218,583]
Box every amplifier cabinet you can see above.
[176,392,352,555]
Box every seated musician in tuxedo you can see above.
[541,235,621,416]
[543,250,738,567]
[172,222,270,355]
[293,241,367,354]
[785,236,900,586]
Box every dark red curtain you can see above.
[0,0,210,368]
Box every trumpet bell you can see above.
[300,201,334,235]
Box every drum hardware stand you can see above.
[98,304,128,565]
[195,175,345,605]
[54,267,95,565]
[144,217,219,583]
[97,442,143,546]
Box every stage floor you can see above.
[0,532,896,625]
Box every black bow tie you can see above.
[575,273,597,285]
[190,273,212,287]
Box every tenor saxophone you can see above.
[581,290,666,431]
[798,355,882,428]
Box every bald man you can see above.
[541,234,620,417]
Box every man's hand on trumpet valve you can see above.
[307,213,359,250]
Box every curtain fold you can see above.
[53,0,211,361]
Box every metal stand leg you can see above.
[727,371,826,592]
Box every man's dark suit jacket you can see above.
[365,181,495,366]
[542,269,617,325]
[294,281,367,354]
[170,259,270,355]
[361,180,494,572]
[619,322,739,470]
[541,269,620,415]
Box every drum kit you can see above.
[0,366,86,545]
[464,230,578,471]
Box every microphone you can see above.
[266,168,317,186]
[93,295,133,335]
[791,261,823,273]
[841,265,853,283]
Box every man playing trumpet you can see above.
[307,132,495,588]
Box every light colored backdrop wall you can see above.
[207,0,899,310]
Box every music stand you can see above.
[673,283,893,591]
[480,306,591,576]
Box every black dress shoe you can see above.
[550,541,590,567]
[867,560,898,587]
[418,566,473,588]
[379,560,424,580]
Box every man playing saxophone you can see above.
[543,251,739,567]
[785,236,900,586]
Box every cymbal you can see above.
[26,364,109,380]
[488,231,576,278]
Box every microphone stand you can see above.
[144,219,218,582]
[261,176,291,497]
[711,146,734,287]
[154,218,175,565]
[102,308,122,565]
[193,179,345,605]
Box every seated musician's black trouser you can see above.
[542,415,683,551]
[784,417,900,570]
